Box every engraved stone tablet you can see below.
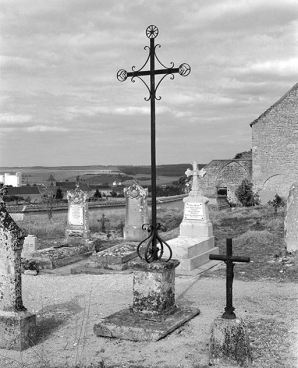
[183,203,204,220]
[69,204,84,226]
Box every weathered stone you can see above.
[209,317,252,367]
[86,242,139,270]
[94,258,200,341]
[131,259,180,314]
[0,206,36,350]
[284,182,298,252]
[94,306,200,341]
[123,181,149,241]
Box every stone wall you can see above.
[199,160,252,203]
[251,83,298,203]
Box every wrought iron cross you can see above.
[209,238,250,319]
[117,25,191,263]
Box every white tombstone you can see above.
[21,235,38,258]
[166,161,219,272]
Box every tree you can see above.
[235,179,255,207]
[55,187,63,201]
[110,191,117,198]
[93,189,102,199]
[268,194,285,215]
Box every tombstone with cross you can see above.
[180,161,213,238]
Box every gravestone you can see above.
[0,205,36,350]
[21,235,38,258]
[93,259,200,341]
[166,161,219,273]
[284,182,298,252]
[123,181,149,241]
[66,178,90,243]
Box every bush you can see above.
[235,179,255,206]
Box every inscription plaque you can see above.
[69,204,84,226]
[184,202,204,220]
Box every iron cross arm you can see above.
[209,254,250,263]
[127,67,180,78]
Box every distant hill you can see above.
[119,164,206,177]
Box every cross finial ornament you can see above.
[185,161,203,196]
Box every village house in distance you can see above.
[250,82,298,203]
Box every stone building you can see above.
[250,82,298,203]
[199,159,252,204]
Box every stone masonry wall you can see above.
[251,84,298,203]
[199,160,252,202]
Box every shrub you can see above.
[235,179,255,206]
[268,194,286,215]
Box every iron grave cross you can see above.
[209,238,250,319]
[117,25,191,263]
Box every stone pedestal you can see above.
[209,317,252,367]
[0,311,36,351]
[93,259,200,341]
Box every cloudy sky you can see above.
[1,0,298,167]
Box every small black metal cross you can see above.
[209,238,250,319]
[117,25,191,263]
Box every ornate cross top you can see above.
[117,25,191,263]
[185,161,203,195]
[209,238,250,319]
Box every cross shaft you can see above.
[209,238,250,319]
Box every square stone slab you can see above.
[93,305,200,341]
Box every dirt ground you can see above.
[0,266,297,368]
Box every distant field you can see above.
[0,164,202,186]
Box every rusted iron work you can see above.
[209,238,250,319]
[137,223,172,263]
[117,25,190,262]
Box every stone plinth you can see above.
[123,182,149,242]
[93,259,200,341]
[0,311,36,350]
[209,317,252,367]
[131,259,179,314]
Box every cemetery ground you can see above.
[1,205,297,368]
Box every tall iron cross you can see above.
[209,238,250,319]
[117,25,191,263]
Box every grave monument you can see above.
[123,181,149,241]
[65,176,90,242]
[166,161,219,273]
[93,25,199,340]
[0,205,36,350]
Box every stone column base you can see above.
[209,316,252,366]
[0,310,36,351]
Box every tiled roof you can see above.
[6,186,41,195]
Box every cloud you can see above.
[0,113,32,124]
[26,126,68,132]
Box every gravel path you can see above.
[0,272,297,368]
